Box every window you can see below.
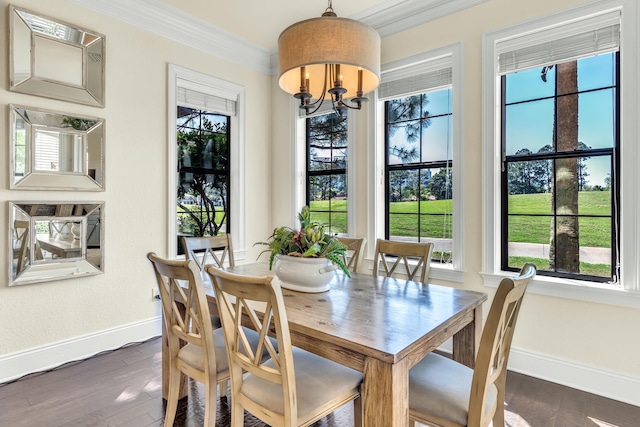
[168,64,245,259]
[385,88,453,263]
[483,1,640,305]
[373,44,464,281]
[176,107,230,246]
[306,112,348,234]
[501,53,618,282]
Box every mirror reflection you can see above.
[9,5,106,107]
[11,105,105,190]
[10,202,104,286]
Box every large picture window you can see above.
[501,53,619,282]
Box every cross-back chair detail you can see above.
[373,239,434,283]
[336,237,366,273]
[147,252,228,427]
[182,234,235,271]
[205,265,363,427]
[408,263,537,427]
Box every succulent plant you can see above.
[255,206,351,277]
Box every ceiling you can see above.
[70,0,486,74]
[157,0,392,51]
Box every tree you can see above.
[542,62,580,273]
[177,109,229,237]
[507,148,548,194]
[425,168,452,200]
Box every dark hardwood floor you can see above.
[1,337,638,427]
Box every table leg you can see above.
[362,356,409,427]
[452,305,482,368]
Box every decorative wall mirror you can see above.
[9,202,104,286]
[10,105,105,191]
[9,5,105,107]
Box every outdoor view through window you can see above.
[307,112,348,235]
[385,88,453,264]
[502,52,619,282]
[176,106,230,254]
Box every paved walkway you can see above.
[391,237,611,264]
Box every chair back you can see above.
[468,262,536,426]
[205,266,296,424]
[14,220,30,271]
[336,237,366,273]
[146,252,217,376]
[372,239,434,283]
[182,234,235,271]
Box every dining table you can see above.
[163,262,487,427]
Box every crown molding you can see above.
[69,0,272,75]
[354,0,488,38]
[70,0,487,76]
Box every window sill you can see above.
[362,259,465,283]
[481,272,640,308]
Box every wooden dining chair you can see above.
[205,265,364,427]
[183,234,235,329]
[336,237,366,273]
[372,239,434,283]
[408,263,537,427]
[182,234,235,271]
[147,252,264,427]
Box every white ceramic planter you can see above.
[272,254,336,293]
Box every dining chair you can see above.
[182,234,235,271]
[183,234,235,329]
[336,236,367,273]
[205,265,364,427]
[147,252,264,427]
[408,262,537,427]
[372,239,434,283]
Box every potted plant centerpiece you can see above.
[256,206,350,292]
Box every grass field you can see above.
[310,192,613,276]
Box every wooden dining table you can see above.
[164,262,487,427]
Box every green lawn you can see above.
[508,191,612,248]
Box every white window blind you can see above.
[176,77,237,116]
[497,10,620,75]
[379,55,452,100]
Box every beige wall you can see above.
[0,0,272,355]
[269,0,640,380]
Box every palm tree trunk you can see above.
[550,61,580,272]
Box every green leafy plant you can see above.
[255,206,351,277]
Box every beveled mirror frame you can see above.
[9,202,104,286]
[9,5,106,107]
[10,104,105,191]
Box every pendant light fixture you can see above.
[278,0,381,115]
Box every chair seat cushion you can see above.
[409,353,497,426]
[178,326,261,376]
[241,347,363,419]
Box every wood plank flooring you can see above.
[1,337,638,427]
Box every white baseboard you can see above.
[0,316,162,385]
[508,347,640,407]
[436,342,639,407]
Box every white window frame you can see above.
[482,0,640,307]
[293,106,356,234]
[370,43,465,283]
[167,64,246,260]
